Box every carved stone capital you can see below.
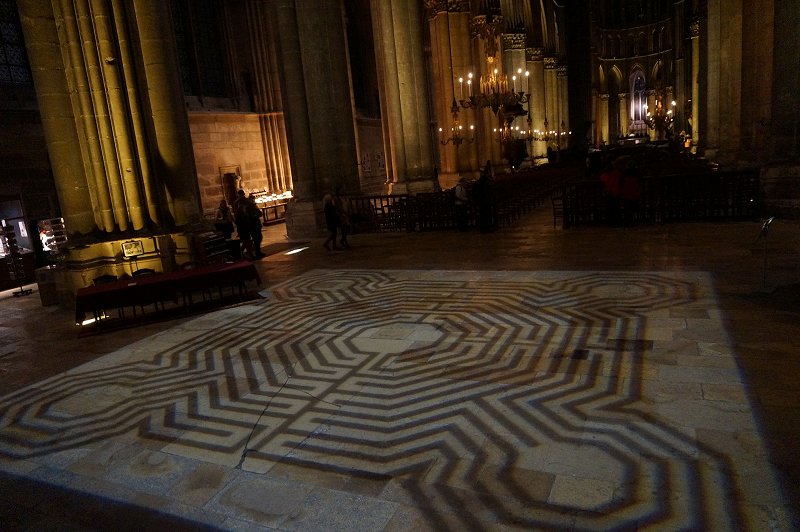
[689,17,700,37]
[448,0,470,12]
[557,65,568,77]
[425,0,468,18]
[544,56,557,69]
[502,33,526,50]
[526,47,543,61]
[600,93,610,102]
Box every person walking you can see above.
[214,199,235,239]
[322,194,339,251]
[334,187,352,248]
[453,177,469,231]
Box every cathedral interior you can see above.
[0,0,799,529]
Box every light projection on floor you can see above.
[0,270,791,530]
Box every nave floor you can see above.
[1,210,798,531]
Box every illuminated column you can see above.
[527,48,546,158]
[599,94,610,145]
[690,16,701,150]
[544,57,558,135]
[274,0,359,238]
[428,5,473,185]
[371,0,436,193]
[246,0,293,195]
[129,0,203,227]
[557,65,569,149]
[619,93,629,137]
[17,0,202,237]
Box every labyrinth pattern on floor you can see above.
[0,270,790,530]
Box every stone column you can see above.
[16,0,95,235]
[371,0,436,194]
[557,65,569,150]
[618,93,629,137]
[703,0,722,158]
[127,0,203,227]
[17,0,202,237]
[274,0,360,238]
[690,16,701,150]
[428,5,474,187]
[246,0,293,195]
[527,48,546,158]
[599,94,609,145]
[544,56,558,136]
[715,0,743,163]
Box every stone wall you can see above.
[355,117,387,195]
[188,113,268,217]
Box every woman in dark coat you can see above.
[322,194,339,251]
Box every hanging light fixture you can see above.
[458,15,528,116]
[440,98,475,146]
[644,89,676,139]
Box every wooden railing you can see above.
[557,170,760,228]
[347,167,578,233]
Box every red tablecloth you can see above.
[75,261,261,323]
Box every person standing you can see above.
[322,194,339,251]
[453,177,469,231]
[214,199,235,239]
[247,194,265,258]
[334,187,352,248]
[234,197,256,259]
[475,160,496,232]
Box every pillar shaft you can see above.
[247,0,293,195]
[372,0,436,192]
[619,94,628,137]
[18,0,201,237]
[276,0,359,200]
[527,49,546,158]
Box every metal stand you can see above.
[756,216,775,289]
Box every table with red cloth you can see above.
[75,260,261,323]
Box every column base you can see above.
[52,232,196,310]
[285,200,320,241]
[388,177,439,195]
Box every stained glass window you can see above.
[0,0,32,85]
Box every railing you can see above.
[347,167,579,233]
[558,170,760,228]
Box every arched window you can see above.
[632,75,646,121]
[0,0,32,85]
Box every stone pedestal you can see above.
[284,200,320,241]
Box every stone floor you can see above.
[1,207,799,531]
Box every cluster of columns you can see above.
[427,2,569,185]
[16,0,202,238]
[245,0,293,196]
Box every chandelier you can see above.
[525,115,571,147]
[439,97,475,146]
[491,102,527,143]
[644,93,676,139]
[458,15,529,115]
